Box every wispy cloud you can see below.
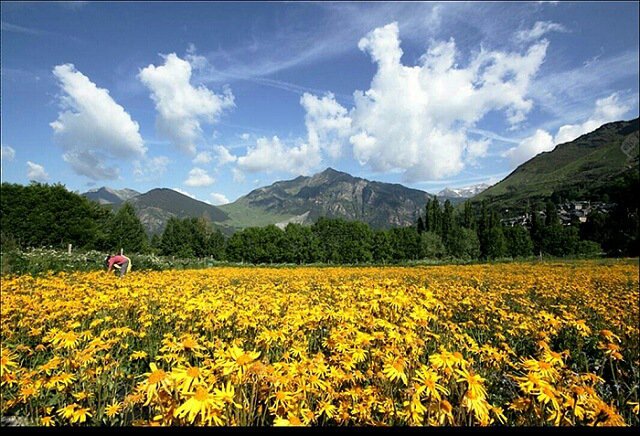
[514,21,568,43]
[192,3,443,89]
[1,21,83,43]
[1,21,47,36]
[467,128,521,145]
[59,1,89,10]
[530,49,639,126]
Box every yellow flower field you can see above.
[1,261,638,426]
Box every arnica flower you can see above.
[70,407,93,424]
[56,403,78,421]
[40,416,55,426]
[0,348,19,377]
[382,355,408,385]
[141,363,171,406]
[456,368,487,399]
[171,364,203,394]
[174,386,221,425]
[413,366,449,400]
[104,400,122,418]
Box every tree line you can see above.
[1,176,637,264]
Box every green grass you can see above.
[217,199,296,231]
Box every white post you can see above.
[68,244,72,255]
[120,248,123,255]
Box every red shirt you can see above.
[107,255,128,270]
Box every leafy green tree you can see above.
[447,226,481,260]
[342,221,374,263]
[540,225,580,257]
[150,233,162,254]
[441,199,455,245]
[420,231,446,259]
[372,230,393,263]
[461,201,476,230]
[529,203,544,256]
[503,225,534,258]
[205,228,226,260]
[425,197,442,235]
[484,224,508,259]
[225,231,246,263]
[389,227,422,261]
[575,240,602,257]
[545,200,559,227]
[107,202,149,253]
[312,217,345,263]
[416,216,425,234]
[283,223,320,264]
[260,225,286,263]
[160,217,193,258]
[0,182,114,250]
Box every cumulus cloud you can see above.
[63,151,119,180]
[503,92,631,167]
[300,92,352,159]
[193,151,213,164]
[515,21,567,43]
[231,167,246,183]
[230,94,346,176]
[50,63,146,180]
[236,136,322,175]
[214,145,237,166]
[209,192,230,205]
[346,22,547,181]
[502,129,555,167]
[1,145,16,177]
[133,156,170,182]
[1,145,15,161]
[184,167,216,187]
[173,187,197,199]
[230,22,547,182]
[26,161,49,182]
[138,53,235,155]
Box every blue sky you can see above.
[1,1,638,205]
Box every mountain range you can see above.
[81,117,639,235]
[473,117,639,212]
[437,183,491,199]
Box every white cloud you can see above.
[503,92,631,167]
[209,192,230,205]
[226,21,549,182]
[193,151,213,164]
[173,187,197,199]
[133,156,170,182]
[240,133,251,140]
[184,167,216,187]
[554,93,631,145]
[26,161,49,182]
[342,22,547,181]
[515,21,567,43]
[63,151,119,180]
[502,129,555,167]
[214,145,237,166]
[300,92,352,159]
[138,53,235,155]
[236,136,322,175]
[50,63,146,180]
[232,167,245,183]
[1,145,15,161]
[466,138,490,165]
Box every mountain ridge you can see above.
[473,117,639,212]
[216,167,434,231]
